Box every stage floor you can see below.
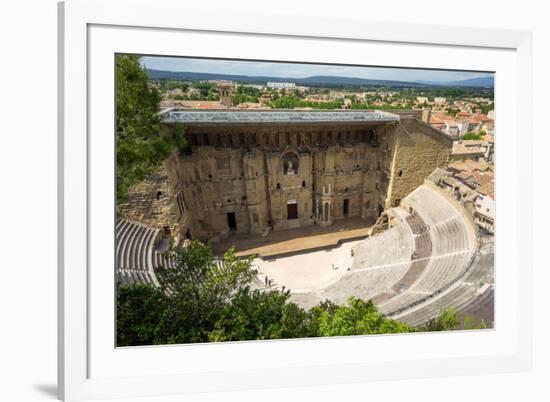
[212,217,374,259]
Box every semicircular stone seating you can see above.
[288,184,492,327]
[115,218,176,287]
[377,186,480,321]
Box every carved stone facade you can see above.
[119,111,452,243]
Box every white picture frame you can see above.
[58,0,533,400]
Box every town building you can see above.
[428,166,494,234]
[450,140,487,161]
[474,194,495,234]
[267,82,296,89]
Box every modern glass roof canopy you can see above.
[160,109,401,125]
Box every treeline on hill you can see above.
[270,96,345,109]
[117,241,481,346]
[231,85,261,105]
[116,55,185,202]
[349,102,414,110]
[269,96,415,110]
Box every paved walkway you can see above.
[212,217,374,259]
[252,240,360,291]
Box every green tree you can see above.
[116,283,170,346]
[136,242,261,344]
[192,82,213,97]
[270,96,344,109]
[422,307,460,332]
[208,288,312,342]
[115,55,185,202]
[116,55,160,141]
[156,243,256,305]
[314,297,414,336]
[478,104,494,115]
[461,131,485,140]
[462,316,487,330]
[446,108,460,117]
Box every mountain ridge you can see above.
[146,69,494,88]
[415,76,494,88]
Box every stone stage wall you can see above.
[118,114,452,243]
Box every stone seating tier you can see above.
[394,283,477,327]
[116,218,176,286]
[351,221,413,270]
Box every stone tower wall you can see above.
[385,118,452,208]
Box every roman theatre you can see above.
[116,109,494,328]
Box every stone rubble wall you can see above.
[117,164,179,235]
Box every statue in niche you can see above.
[287,161,295,175]
[283,153,299,176]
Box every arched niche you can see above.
[282,151,299,176]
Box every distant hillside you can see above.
[447,76,494,87]
[146,69,434,88]
[294,75,427,88]
[416,76,494,88]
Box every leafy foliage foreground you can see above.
[117,241,468,346]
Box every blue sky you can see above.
[140,56,493,83]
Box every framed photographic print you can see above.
[58,0,533,400]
